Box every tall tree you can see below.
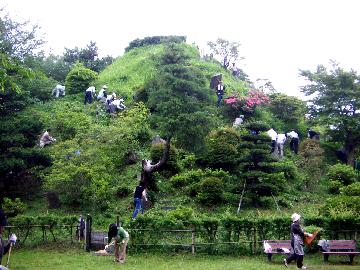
[207,38,242,69]
[300,63,360,165]
[142,43,216,188]
[0,9,45,60]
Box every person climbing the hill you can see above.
[107,223,129,264]
[84,86,96,104]
[216,81,225,107]
[39,129,56,148]
[287,130,299,154]
[97,85,108,101]
[276,133,287,158]
[51,84,65,98]
[109,98,126,114]
[307,128,320,140]
[267,128,278,154]
[0,208,17,269]
[229,62,239,76]
[284,213,312,270]
[132,182,147,220]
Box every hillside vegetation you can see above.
[1,38,359,233]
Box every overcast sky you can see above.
[2,0,360,98]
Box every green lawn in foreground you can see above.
[6,247,359,270]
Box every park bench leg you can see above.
[324,254,329,262]
[267,253,272,262]
[349,255,354,264]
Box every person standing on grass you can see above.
[132,182,147,220]
[287,130,299,154]
[0,208,16,269]
[107,223,129,264]
[284,213,312,270]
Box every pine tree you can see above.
[238,121,286,207]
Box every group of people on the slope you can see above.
[84,85,126,114]
[267,129,299,157]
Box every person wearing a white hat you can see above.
[284,213,312,269]
[97,85,108,101]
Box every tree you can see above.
[237,121,286,208]
[0,9,45,60]
[63,41,114,72]
[268,93,306,131]
[65,62,98,94]
[300,63,360,165]
[142,43,216,190]
[207,38,242,69]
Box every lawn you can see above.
[5,247,359,270]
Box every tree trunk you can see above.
[141,137,172,188]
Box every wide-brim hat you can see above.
[291,213,301,222]
[103,85,108,89]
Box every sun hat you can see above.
[291,213,301,222]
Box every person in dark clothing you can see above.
[216,81,225,107]
[131,182,147,219]
[307,128,320,140]
[0,208,16,268]
[284,213,312,270]
[287,131,299,154]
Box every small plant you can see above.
[327,163,357,186]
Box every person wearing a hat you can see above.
[0,208,16,268]
[97,85,108,102]
[284,213,312,270]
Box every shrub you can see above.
[321,195,360,217]
[115,185,132,198]
[196,176,224,205]
[340,182,360,196]
[204,127,240,170]
[65,62,98,94]
[125,36,186,52]
[327,163,357,186]
[150,142,180,176]
[2,197,26,217]
[328,180,343,194]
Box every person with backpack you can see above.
[107,223,129,264]
[132,182,147,220]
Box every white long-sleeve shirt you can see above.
[267,129,278,141]
[276,134,287,144]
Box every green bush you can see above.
[327,163,357,186]
[65,62,98,94]
[125,35,186,52]
[340,182,360,196]
[204,127,240,170]
[150,142,180,176]
[321,195,360,217]
[328,180,343,194]
[2,197,26,217]
[196,176,224,205]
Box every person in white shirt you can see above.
[109,98,126,113]
[84,86,96,104]
[97,85,108,101]
[39,129,56,148]
[233,115,244,127]
[267,129,278,154]
[276,133,287,158]
[52,85,65,98]
[287,130,299,154]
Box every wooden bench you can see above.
[322,240,360,264]
[264,240,292,262]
